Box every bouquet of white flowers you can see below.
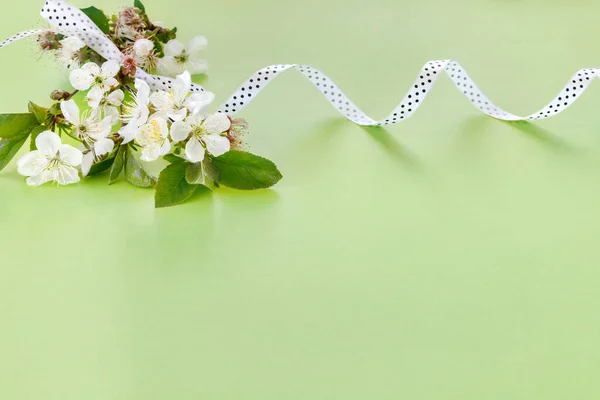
[0,0,281,208]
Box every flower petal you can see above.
[133,38,154,57]
[185,137,205,163]
[164,39,185,57]
[187,35,208,55]
[96,117,114,137]
[70,66,94,90]
[185,91,214,115]
[59,144,83,166]
[60,100,80,125]
[168,108,188,122]
[104,106,120,126]
[134,79,151,104]
[55,164,80,185]
[204,134,230,157]
[137,105,150,125]
[82,62,101,75]
[173,71,191,103]
[157,57,184,77]
[170,120,192,142]
[187,112,205,126]
[136,115,169,146]
[107,89,124,106]
[35,131,62,156]
[101,60,121,78]
[140,145,162,162]
[159,139,171,156]
[104,77,119,90]
[93,138,115,157]
[17,151,46,177]
[149,91,174,111]
[151,111,170,121]
[158,118,170,138]
[119,119,139,144]
[135,126,152,146]
[86,86,103,109]
[202,112,231,134]
[81,151,94,176]
[60,36,85,52]
[186,57,208,75]
[26,171,54,186]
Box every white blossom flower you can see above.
[69,60,120,92]
[157,36,208,77]
[133,38,154,57]
[135,114,171,161]
[132,38,157,70]
[119,79,151,144]
[17,131,83,186]
[61,100,115,176]
[57,36,86,69]
[149,71,214,121]
[171,112,231,163]
[87,87,124,125]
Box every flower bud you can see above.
[50,90,70,101]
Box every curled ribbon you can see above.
[216,63,600,126]
[1,0,599,126]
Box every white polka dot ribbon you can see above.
[1,1,599,126]
[217,62,600,126]
[0,0,205,94]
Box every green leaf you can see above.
[134,0,146,12]
[156,27,177,43]
[124,146,155,187]
[163,153,185,163]
[28,102,48,125]
[0,116,40,171]
[29,124,47,151]
[0,113,38,139]
[0,136,28,172]
[108,144,126,184]
[203,157,219,184]
[155,162,199,208]
[80,6,110,34]
[49,103,62,116]
[185,162,204,185]
[211,150,282,190]
[88,156,115,176]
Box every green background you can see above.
[2,0,600,398]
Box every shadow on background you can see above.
[192,74,209,86]
[281,118,349,178]
[216,185,281,209]
[455,115,579,155]
[187,184,214,204]
[360,125,424,171]
[501,120,578,154]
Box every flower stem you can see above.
[64,89,79,100]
